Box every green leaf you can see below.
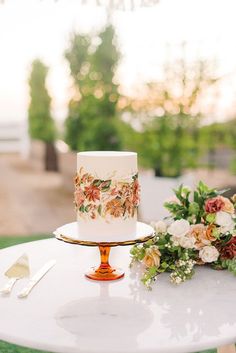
[198,181,210,193]
[193,191,199,203]
[98,204,102,215]
[173,184,185,203]
[79,204,85,212]
[132,173,138,180]
[217,188,231,195]
[101,180,112,191]
[206,213,216,223]
[212,227,221,239]
[138,248,146,260]
[93,179,102,187]
[189,202,200,215]
[161,262,168,269]
[146,266,158,276]
[85,205,90,212]
[220,258,236,276]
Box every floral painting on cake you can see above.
[74,167,140,220]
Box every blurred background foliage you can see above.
[28,60,57,143]
[64,25,122,152]
[27,24,236,178]
[28,60,58,171]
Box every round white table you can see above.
[0,238,236,353]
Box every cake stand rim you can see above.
[54,221,155,247]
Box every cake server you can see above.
[0,254,30,295]
[18,259,56,298]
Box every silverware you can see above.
[18,259,56,298]
[0,254,30,295]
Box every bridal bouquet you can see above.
[130,181,236,288]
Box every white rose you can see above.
[220,221,235,234]
[199,246,219,263]
[168,219,190,237]
[171,235,181,246]
[215,211,233,227]
[179,235,196,249]
[151,221,167,234]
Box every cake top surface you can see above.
[77,151,136,157]
[77,151,137,179]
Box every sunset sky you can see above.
[1,0,236,124]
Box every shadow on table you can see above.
[56,295,153,351]
[129,263,236,353]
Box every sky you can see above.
[1,0,236,124]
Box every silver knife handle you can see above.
[18,280,36,298]
[0,278,18,294]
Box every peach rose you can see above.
[143,246,161,268]
[219,196,235,214]
[190,224,214,249]
[74,188,85,207]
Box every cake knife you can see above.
[17,259,56,298]
[0,254,30,294]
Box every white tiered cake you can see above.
[74,151,139,241]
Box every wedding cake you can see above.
[74,151,140,241]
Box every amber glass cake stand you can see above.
[55,222,155,281]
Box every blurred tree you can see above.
[126,44,219,177]
[197,120,236,173]
[64,25,121,151]
[28,59,58,171]
[225,118,236,174]
[199,123,228,169]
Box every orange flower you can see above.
[74,174,81,186]
[124,197,134,216]
[132,179,140,206]
[110,187,118,196]
[219,196,235,214]
[206,224,217,242]
[119,184,130,198]
[81,173,93,184]
[74,188,85,207]
[143,246,161,268]
[106,199,124,217]
[190,224,212,249]
[91,211,96,219]
[84,185,100,202]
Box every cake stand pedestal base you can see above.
[54,221,155,281]
[85,245,124,281]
